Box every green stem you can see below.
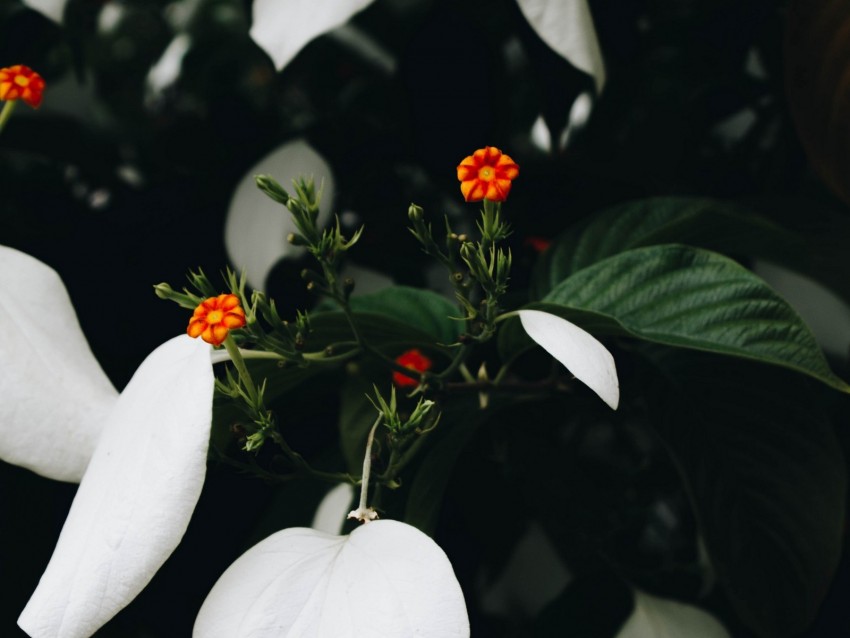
[223,335,259,405]
[0,100,17,135]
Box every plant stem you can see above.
[223,336,259,405]
[0,101,16,135]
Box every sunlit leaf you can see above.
[250,0,374,71]
[517,309,619,410]
[193,520,470,637]
[616,591,730,638]
[224,139,334,291]
[0,245,117,482]
[516,0,606,92]
[18,336,214,638]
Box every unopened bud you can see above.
[288,232,309,246]
[255,174,290,205]
[408,203,424,222]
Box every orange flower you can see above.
[187,294,246,346]
[456,146,519,202]
[0,65,45,109]
[393,349,433,387]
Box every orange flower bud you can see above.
[456,146,519,202]
[392,349,433,387]
[187,294,246,346]
[0,65,46,109]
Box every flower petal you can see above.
[225,139,334,290]
[0,246,117,482]
[516,0,606,93]
[616,590,730,638]
[194,520,470,637]
[18,335,214,638]
[518,309,619,409]
[250,0,374,71]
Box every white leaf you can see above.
[22,0,66,23]
[250,0,375,71]
[194,520,470,637]
[18,335,214,638]
[0,246,117,482]
[518,309,619,409]
[617,591,730,638]
[516,0,606,93]
[225,139,334,290]
[311,483,355,535]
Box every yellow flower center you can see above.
[206,310,224,324]
[14,75,29,87]
[478,166,495,181]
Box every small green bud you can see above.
[255,174,290,205]
[408,203,424,222]
[287,232,309,246]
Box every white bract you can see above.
[4,245,468,638]
[0,245,214,638]
[22,0,66,23]
[516,0,606,93]
[518,309,619,410]
[0,247,117,481]
[18,335,213,638]
[194,520,470,637]
[616,591,730,638]
[250,0,375,71]
[225,139,335,291]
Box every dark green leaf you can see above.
[531,197,803,299]
[650,353,846,638]
[348,287,461,343]
[404,401,484,536]
[508,245,850,393]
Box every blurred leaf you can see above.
[531,197,803,300]
[507,245,850,393]
[250,0,374,71]
[616,590,730,638]
[21,0,64,23]
[338,362,382,473]
[404,401,484,536]
[535,571,633,637]
[651,354,846,638]
[785,0,850,205]
[515,0,605,92]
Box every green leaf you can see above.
[509,245,850,393]
[531,197,803,299]
[649,352,846,638]
[338,362,383,474]
[404,401,484,536]
[315,286,462,345]
[308,286,462,353]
